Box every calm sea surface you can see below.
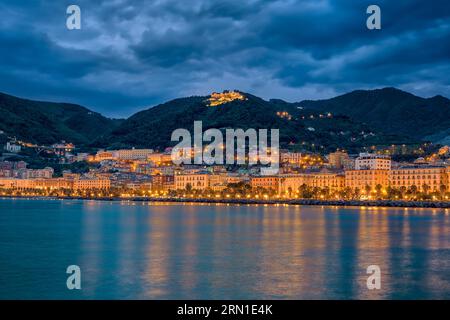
[0,198,449,299]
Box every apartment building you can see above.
[250,176,279,191]
[328,151,350,169]
[390,166,448,192]
[174,172,210,190]
[114,149,154,160]
[278,174,312,194]
[73,178,111,190]
[345,169,390,192]
[355,153,391,170]
[310,172,345,191]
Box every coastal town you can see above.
[1,136,450,204]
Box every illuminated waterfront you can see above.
[0,198,449,299]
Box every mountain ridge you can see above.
[0,91,123,145]
[297,87,450,140]
[1,88,449,151]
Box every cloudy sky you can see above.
[1,0,449,118]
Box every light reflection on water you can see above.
[0,199,449,299]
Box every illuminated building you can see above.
[250,176,279,191]
[390,166,448,192]
[328,151,350,169]
[278,174,311,194]
[152,174,175,191]
[345,169,390,192]
[310,171,345,191]
[355,153,391,170]
[73,178,111,190]
[114,149,154,160]
[208,91,246,106]
[174,172,210,190]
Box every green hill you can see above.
[0,92,122,145]
[298,87,450,140]
[96,91,412,153]
[3,88,447,153]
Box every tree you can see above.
[365,184,371,196]
[439,184,447,197]
[399,186,406,199]
[287,187,293,198]
[299,184,312,199]
[409,185,418,198]
[375,184,383,199]
[422,183,430,195]
[354,187,361,200]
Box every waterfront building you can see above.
[206,173,248,192]
[278,171,344,194]
[278,174,312,194]
[34,178,73,189]
[152,174,175,191]
[310,170,345,191]
[345,169,390,192]
[73,178,111,190]
[208,174,228,191]
[250,176,279,191]
[174,172,210,190]
[390,166,448,192]
[355,153,391,170]
[0,178,35,189]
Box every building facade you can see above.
[174,173,210,190]
[355,153,391,170]
[345,169,390,192]
[390,166,447,192]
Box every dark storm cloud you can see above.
[0,0,449,117]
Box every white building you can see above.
[355,153,391,170]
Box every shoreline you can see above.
[1,195,450,208]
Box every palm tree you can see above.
[287,187,293,198]
[354,187,361,200]
[409,185,418,199]
[439,184,447,197]
[375,184,383,199]
[365,184,371,197]
[399,186,406,199]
